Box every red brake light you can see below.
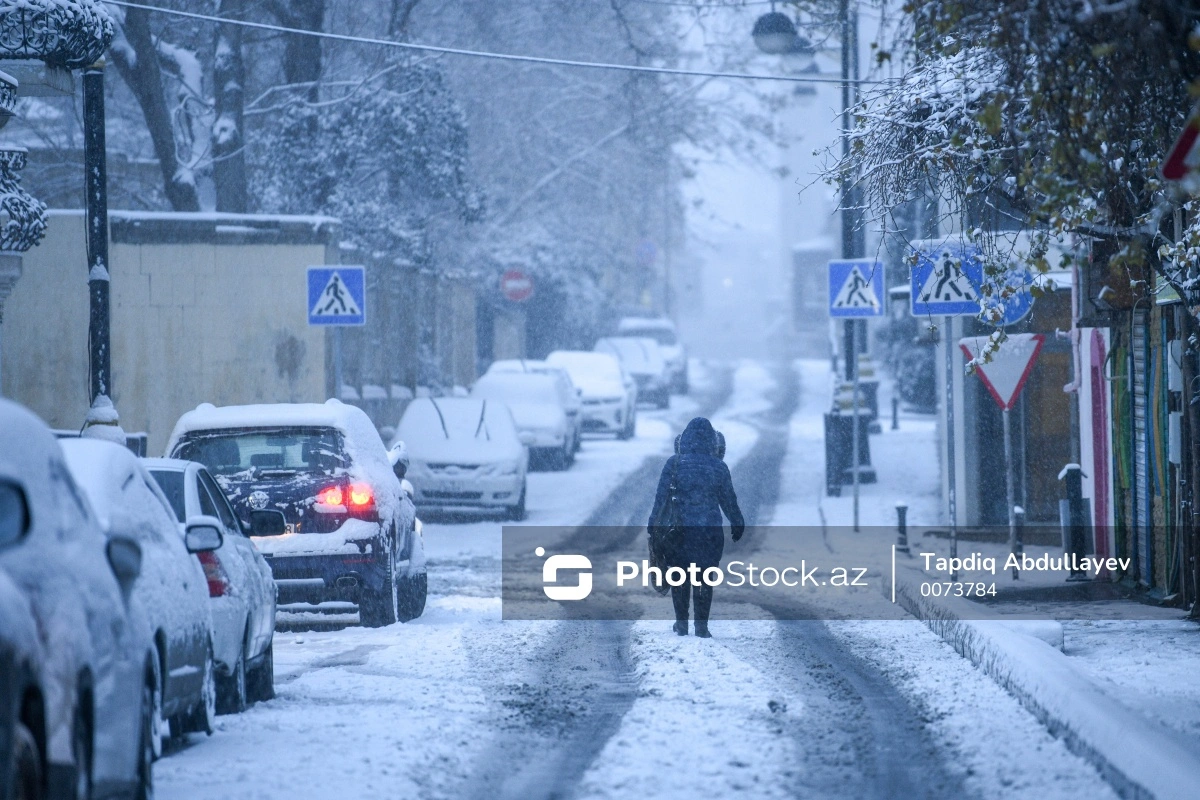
[196,551,228,598]
[317,486,344,506]
[347,483,374,508]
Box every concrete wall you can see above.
[3,210,339,454]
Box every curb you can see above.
[889,567,1200,800]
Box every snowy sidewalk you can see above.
[826,360,1200,800]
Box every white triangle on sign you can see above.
[832,265,880,309]
[919,251,978,304]
[960,333,1045,410]
[311,272,361,318]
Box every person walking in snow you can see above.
[649,417,744,638]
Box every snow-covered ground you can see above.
[155,359,1179,799]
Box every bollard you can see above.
[1011,505,1024,579]
[895,502,909,555]
[891,395,899,431]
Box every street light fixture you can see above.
[752,9,801,55]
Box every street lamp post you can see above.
[83,61,111,411]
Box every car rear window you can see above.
[147,470,186,522]
[172,427,347,476]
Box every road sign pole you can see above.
[850,321,860,532]
[333,326,344,400]
[1004,406,1019,580]
[946,316,958,579]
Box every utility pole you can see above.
[840,0,864,529]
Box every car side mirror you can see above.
[185,517,224,553]
[249,510,287,537]
[400,479,414,500]
[518,431,535,447]
[106,536,142,588]
[388,441,410,481]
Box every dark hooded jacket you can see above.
[648,417,745,567]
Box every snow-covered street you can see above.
[154,362,1126,799]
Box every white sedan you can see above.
[145,458,277,714]
[471,372,574,470]
[394,397,529,520]
[546,350,638,439]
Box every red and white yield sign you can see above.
[1163,106,1200,181]
[959,333,1045,410]
[500,269,533,302]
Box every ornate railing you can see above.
[0,0,113,69]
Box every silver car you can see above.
[145,458,278,714]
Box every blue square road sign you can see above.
[828,259,885,319]
[308,266,366,326]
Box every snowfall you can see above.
[153,360,1199,800]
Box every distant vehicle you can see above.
[595,336,671,409]
[62,438,221,748]
[546,350,638,439]
[145,458,278,713]
[472,372,575,470]
[484,359,583,453]
[1,399,157,800]
[617,316,688,393]
[393,397,529,520]
[166,400,426,627]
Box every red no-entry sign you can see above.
[500,269,533,302]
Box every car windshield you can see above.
[147,470,186,522]
[397,398,520,449]
[171,427,346,476]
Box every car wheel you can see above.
[10,720,41,800]
[248,642,275,703]
[506,487,527,521]
[216,647,247,716]
[397,571,428,622]
[184,645,216,736]
[135,675,156,800]
[360,548,399,628]
[71,701,91,800]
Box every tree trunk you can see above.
[109,8,201,212]
[213,0,247,213]
[270,0,324,100]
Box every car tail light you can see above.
[346,482,376,519]
[196,551,229,597]
[317,485,344,507]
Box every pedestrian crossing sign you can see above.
[308,266,366,326]
[828,259,885,318]
[910,243,983,317]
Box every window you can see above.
[198,470,242,535]
[148,470,186,522]
[0,481,28,548]
[173,427,346,476]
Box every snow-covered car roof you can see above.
[472,372,561,405]
[60,439,179,533]
[395,397,524,464]
[0,399,84,520]
[545,351,625,395]
[595,337,666,376]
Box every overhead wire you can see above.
[105,0,871,85]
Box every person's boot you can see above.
[694,622,712,638]
[672,620,689,636]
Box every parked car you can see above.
[0,399,157,800]
[484,359,583,453]
[595,336,671,409]
[166,400,426,627]
[145,458,278,713]
[471,372,574,470]
[61,438,220,749]
[394,397,529,520]
[617,316,688,393]
[546,350,637,439]
[0,569,44,800]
